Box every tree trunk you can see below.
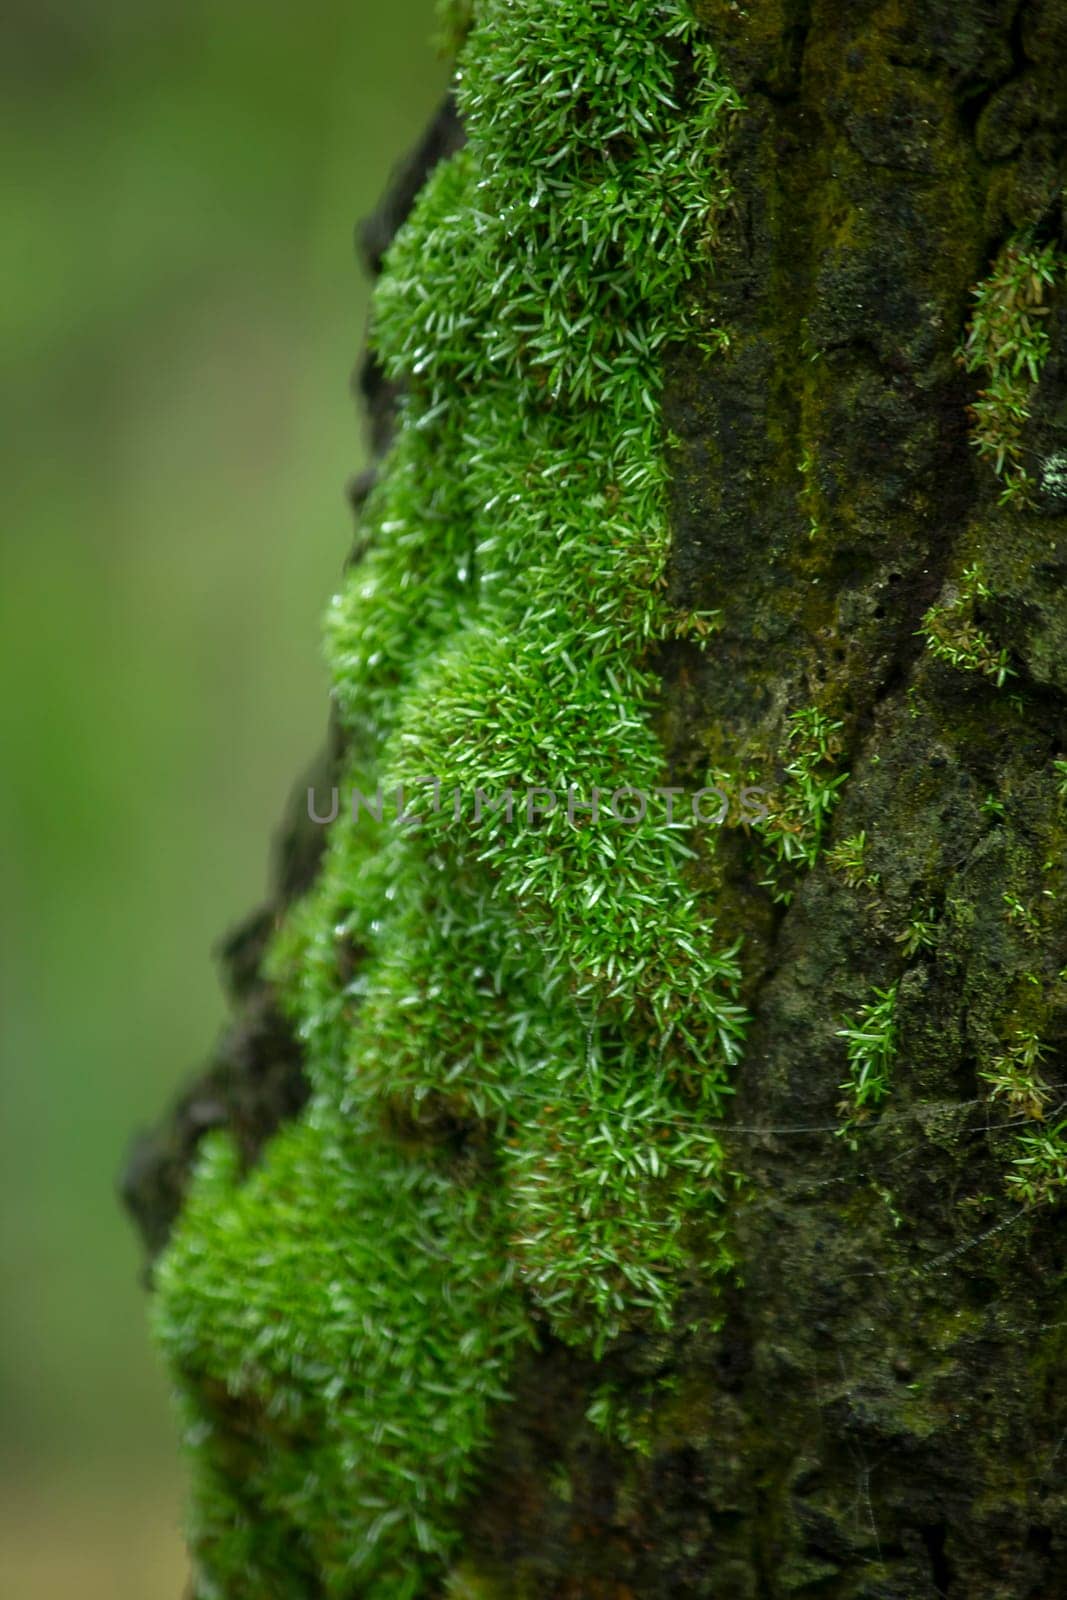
[125,4,1067,1597]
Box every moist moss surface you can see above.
[154,3,750,1593]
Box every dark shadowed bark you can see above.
[126,5,1067,1595]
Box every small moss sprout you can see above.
[752,708,848,903]
[826,830,880,892]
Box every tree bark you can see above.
[126,4,1067,1596]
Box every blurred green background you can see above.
[0,2,444,1592]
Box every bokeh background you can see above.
[1,2,444,1592]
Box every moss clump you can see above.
[1004,1119,1067,1206]
[835,981,899,1130]
[825,829,879,892]
[957,230,1066,506]
[981,1027,1052,1121]
[155,1121,528,1598]
[154,2,746,1592]
[894,905,937,958]
[918,562,1015,686]
[749,707,848,904]
[585,1372,681,1458]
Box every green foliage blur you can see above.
[0,0,444,1590]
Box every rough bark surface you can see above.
[126,6,1067,1596]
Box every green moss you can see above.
[308,0,748,1321]
[155,1123,528,1598]
[956,230,1067,507]
[1004,1119,1067,1207]
[980,1027,1052,1122]
[825,829,879,893]
[749,707,848,904]
[1002,891,1041,942]
[586,1372,682,1458]
[835,981,900,1135]
[894,905,937,958]
[919,562,1015,686]
[154,3,746,1592]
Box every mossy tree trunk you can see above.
[126,3,1067,1596]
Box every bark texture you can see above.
[126,5,1067,1596]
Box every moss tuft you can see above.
[835,981,899,1133]
[155,1122,528,1598]
[956,230,1067,507]
[749,707,848,904]
[918,562,1015,686]
[154,2,746,1591]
